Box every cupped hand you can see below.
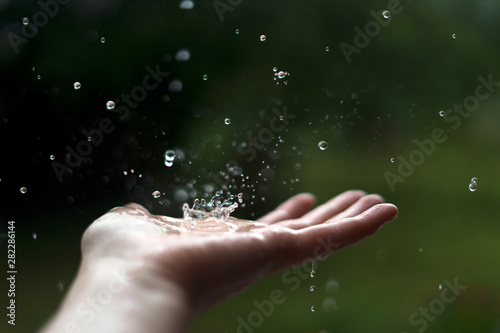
[81,190,398,314]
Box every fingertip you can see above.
[346,189,368,195]
[367,203,398,223]
[384,203,399,222]
[296,192,317,204]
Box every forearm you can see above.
[40,258,191,333]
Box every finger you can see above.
[263,203,398,272]
[257,193,316,224]
[275,190,366,229]
[328,194,385,222]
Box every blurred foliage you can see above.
[1,0,500,332]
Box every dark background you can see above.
[1,0,500,332]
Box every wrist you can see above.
[41,257,191,333]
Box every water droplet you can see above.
[152,191,161,198]
[260,35,266,42]
[310,270,316,278]
[100,37,106,43]
[20,187,27,194]
[310,285,316,292]
[203,74,208,80]
[175,49,191,61]
[32,67,36,71]
[382,10,391,19]
[439,110,445,117]
[57,281,65,292]
[277,71,286,79]
[224,118,231,125]
[37,75,41,80]
[235,29,240,34]
[106,101,115,110]
[179,0,194,10]
[32,233,37,240]
[390,157,395,163]
[452,34,457,39]
[22,17,29,25]
[325,279,340,293]
[310,306,316,312]
[164,150,176,167]
[74,82,81,90]
[469,177,478,192]
[418,248,423,253]
[318,141,328,150]
[438,284,443,290]
[168,79,183,92]
[50,155,55,160]
[273,67,277,72]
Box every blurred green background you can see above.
[1,0,500,332]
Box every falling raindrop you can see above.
[50,155,55,160]
[179,0,194,9]
[100,37,106,43]
[469,177,478,192]
[106,101,115,110]
[224,118,231,125]
[273,67,277,72]
[57,281,65,292]
[260,35,266,42]
[164,150,176,167]
[418,248,424,253]
[439,110,445,117]
[318,141,328,150]
[203,74,208,80]
[152,191,161,198]
[452,34,457,39]
[310,306,316,312]
[74,82,81,90]
[22,17,29,25]
[20,187,27,194]
[382,10,391,19]
[310,285,316,292]
[390,157,395,163]
[438,284,443,290]
[235,29,240,34]
[175,49,191,61]
[32,233,37,240]
[37,75,41,80]
[325,46,330,52]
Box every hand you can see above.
[42,190,397,333]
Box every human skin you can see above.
[40,190,398,333]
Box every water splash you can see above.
[182,192,242,231]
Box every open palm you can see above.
[81,190,398,314]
